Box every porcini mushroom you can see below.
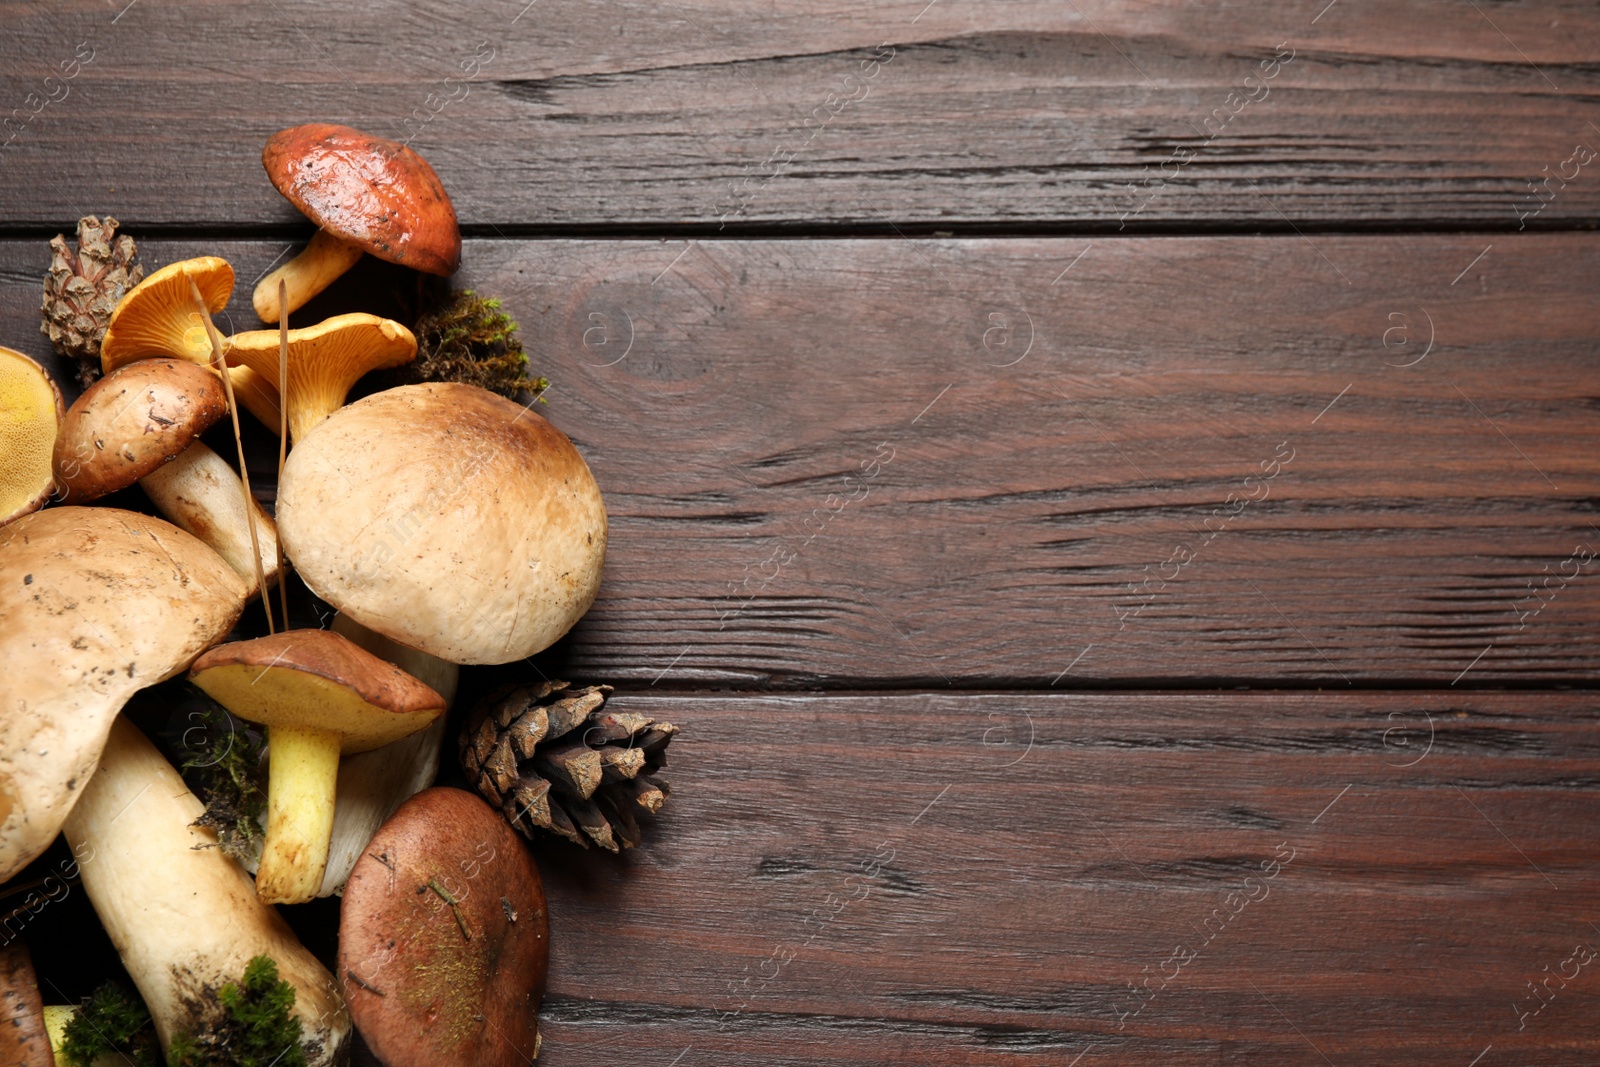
[189,630,446,905]
[339,788,546,1067]
[0,507,247,882]
[0,346,62,529]
[224,313,417,441]
[0,944,51,1067]
[52,358,279,595]
[254,123,461,324]
[278,382,607,664]
[317,612,459,899]
[63,716,349,1066]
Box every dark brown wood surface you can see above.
[3,1,1599,1064]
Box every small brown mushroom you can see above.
[0,944,51,1067]
[189,631,446,905]
[52,358,278,595]
[339,788,546,1067]
[254,124,461,324]
[0,346,62,529]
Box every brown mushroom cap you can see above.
[278,383,608,665]
[53,358,228,503]
[100,257,234,373]
[263,124,461,277]
[190,630,444,752]
[339,788,547,1067]
[0,346,63,528]
[0,944,51,1067]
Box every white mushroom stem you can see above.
[139,441,280,599]
[317,614,459,898]
[252,230,364,324]
[63,717,349,1066]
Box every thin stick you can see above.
[189,278,274,634]
[276,280,291,632]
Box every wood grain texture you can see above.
[525,690,1600,1066]
[3,234,1599,687]
[3,1,1600,229]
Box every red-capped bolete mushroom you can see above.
[254,124,461,324]
[278,382,607,665]
[63,716,349,1065]
[317,613,459,899]
[225,313,416,441]
[0,346,62,529]
[189,630,446,905]
[339,788,546,1067]
[52,358,279,596]
[0,507,247,881]
[0,944,51,1067]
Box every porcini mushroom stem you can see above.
[139,442,280,595]
[189,278,274,634]
[277,280,291,632]
[253,229,364,324]
[259,725,342,905]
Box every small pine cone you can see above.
[461,680,677,852]
[40,215,144,388]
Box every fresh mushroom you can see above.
[224,313,417,441]
[278,382,607,665]
[0,346,62,529]
[62,716,349,1066]
[52,358,279,595]
[253,123,461,324]
[0,507,247,882]
[189,630,446,905]
[0,944,51,1067]
[339,788,547,1067]
[317,613,459,899]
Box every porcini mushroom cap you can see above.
[100,257,234,373]
[0,346,62,528]
[339,788,547,1067]
[0,507,247,881]
[278,383,608,664]
[53,357,228,503]
[189,630,445,753]
[225,314,416,441]
[263,123,461,277]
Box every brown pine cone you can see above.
[460,680,677,852]
[40,215,144,388]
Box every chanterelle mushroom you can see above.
[64,716,349,1066]
[339,788,547,1067]
[0,507,247,882]
[277,382,608,665]
[0,346,62,528]
[190,630,446,905]
[254,123,461,324]
[52,358,279,594]
[225,313,417,441]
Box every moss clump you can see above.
[60,982,161,1067]
[403,289,550,401]
[181,697,267,866]
[168,956,306,1067]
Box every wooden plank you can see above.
[3,1,1600,229]
[3,235,1599,687]
[521,690,1600,1066]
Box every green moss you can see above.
[181,696,267,866]
[403,289,550,401]
[168,956,306,1067]
[60,982,161,1067]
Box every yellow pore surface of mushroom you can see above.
[0,347,62,527]
[226,314,416,441]
[100,257,234,373]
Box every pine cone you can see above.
[41,215,144,388]
[460,681,677,852]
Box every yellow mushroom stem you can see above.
[258,725,343,906]
[253,230,365,324]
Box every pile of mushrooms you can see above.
[0,122,609,1066]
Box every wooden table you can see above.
[5,2,1600,1064]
